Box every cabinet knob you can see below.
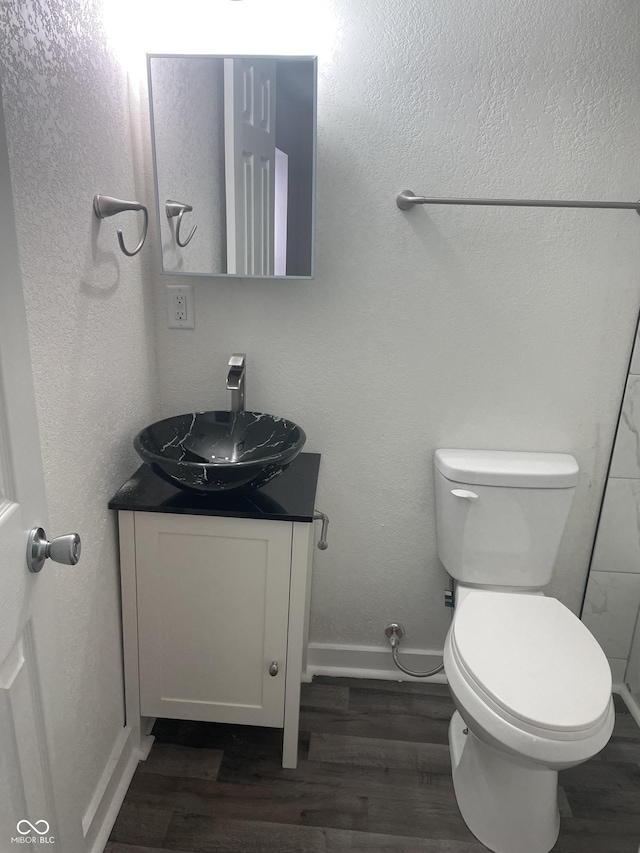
[268,661,279,677]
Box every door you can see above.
[0,94,73,848]
[224,57,277,275]
[135,512,291,727]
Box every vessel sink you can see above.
[134,411,306,493]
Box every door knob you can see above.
[27,527,81,573]
[268,661,279,676]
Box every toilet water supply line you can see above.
[385,588,454,678]
[314,509,446,677]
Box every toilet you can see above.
[435,449,614,853]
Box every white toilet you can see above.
[435,449,614,853]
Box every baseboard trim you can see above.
[615,683,640,730]
[83,725,153,853]
[305,642,448,684]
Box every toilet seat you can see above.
[450,591,612,739]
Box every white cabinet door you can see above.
[136,513,292,727]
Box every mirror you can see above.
[148,54,317,279]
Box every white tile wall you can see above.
[608,657,629,687]
[583,323,640,681]
[630,328,640,377]
[582,571,640,659]
[610,376,640,479]
[626,614,640,696]
[591,478,640,574]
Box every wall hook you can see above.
[166,200,197,247]
[93,194,149,257]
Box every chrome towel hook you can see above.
[166,199,197,247]
[93,194,149,257]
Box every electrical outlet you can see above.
[166,284,194,329]
[175,294,186,320]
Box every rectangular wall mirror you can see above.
[148,54,317,279]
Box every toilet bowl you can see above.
[433,449,615,853]
[444,589,613,853]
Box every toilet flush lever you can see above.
[451,489,479,502]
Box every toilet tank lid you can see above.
[434,449,579,488]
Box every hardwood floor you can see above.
[106,678,640,852]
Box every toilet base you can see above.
[449,711,560,853]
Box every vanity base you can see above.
[117,510,314,770]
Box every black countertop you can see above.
[108,453,321,523]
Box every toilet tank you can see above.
[434,449,579,587]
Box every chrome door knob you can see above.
[268,661,279,677]
[27,527,81,573]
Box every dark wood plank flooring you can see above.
[106,678,640,852]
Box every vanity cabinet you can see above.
[110,454,320,769]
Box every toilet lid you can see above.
[452,592,612,733]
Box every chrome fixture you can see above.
[93,194,149,256]
[396,189,640,215]
[268,661,279,676]
[27,527,81,573]
[166,199,197,247]
[385,622,445,679]
[226,353,246,412]
[313,510,329,550]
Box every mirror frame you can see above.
[147,53,318,280]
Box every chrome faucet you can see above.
[226,353,246,412]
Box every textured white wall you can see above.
[143,0,640,654]
[0,0,158,838]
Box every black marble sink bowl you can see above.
[134,411,306,493]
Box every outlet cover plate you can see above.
[166,284,194,329]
